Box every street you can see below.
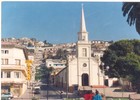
[12,84,64,100]
[11,84,140,100]
[10,80,140,100]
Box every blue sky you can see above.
[2,2,140,44]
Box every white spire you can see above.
[80,4,87,32]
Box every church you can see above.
[54,5,104,92]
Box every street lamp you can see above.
[101,63,109,97]
[65,56,69,99]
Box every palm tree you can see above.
[122,2,140,35]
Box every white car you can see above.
[32,85,41,93]
[34,85,40,89]
[1,92,13,100]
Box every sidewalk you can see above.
[12,88,33,100]
[92,87,140,99]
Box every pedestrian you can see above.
[83,90,94,100]
[83,90,90,100]
[92,90,102,100]
[90,91,95,100]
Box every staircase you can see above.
[78,86,92,90]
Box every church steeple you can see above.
[80,4,87,32]
[78,4,88,41]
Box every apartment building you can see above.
[1,42,28,97]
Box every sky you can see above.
[2,1,140,44]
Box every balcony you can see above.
[1,64,28,76]
[1,78,27,84]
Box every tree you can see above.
[28,42,34,47]
[101,39,140,91]
[122,2,140,35]
[35,64,54,83]
[43,40,47,44]
[55,49,68,59]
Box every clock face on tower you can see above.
[83,63,87,67]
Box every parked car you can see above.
[1,92,13,100]
[34,88,40,94]
[34,85,40,89]
[32,85,41,94]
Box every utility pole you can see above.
[101,63,109,97]
[47,78,49,100]
[66,58,69,99]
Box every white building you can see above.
[1,43,28,97]
[54,6,104,92]
[46,59,66,69]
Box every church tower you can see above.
[76,5,92,86]
[77,5,91,58]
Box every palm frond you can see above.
[136,18,140,35]
[122,2,134,17]
[122,2,140,35]
[127,6,137,26]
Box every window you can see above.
[1,59,8,65]
[82,48,87,57]
[1,50,4,54]
[15,59,21,65]
[7,72,10,78]
[4,72,11,78]
[1,50,9,54]
[14,72,21,78]
[5,50,9,54]
[5,59,8,64]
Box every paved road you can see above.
[12,84,63,100]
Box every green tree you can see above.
[28,42,34,47]
[55,49,68,59]
[43,40,47,44]
[122,2,140,35]
[102,39,140,91]
[35,65,54,83]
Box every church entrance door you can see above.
[82,74,89,86]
